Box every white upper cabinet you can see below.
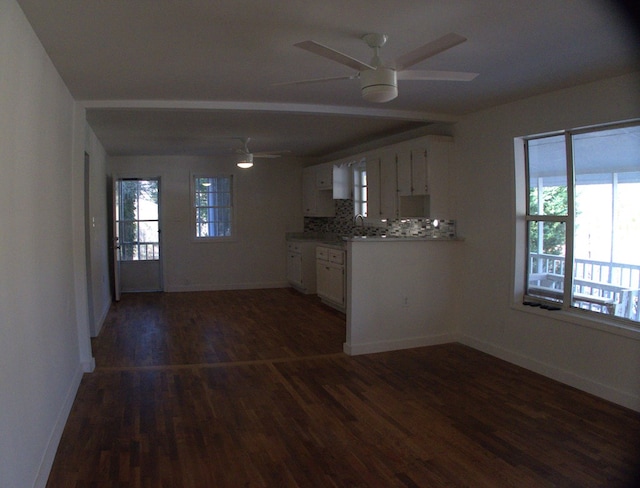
[395,135,452,217]
[315,163,333,189]
[396,145,428,196]
[366,148,398,220]
[302,166,334,217]
[302,162,351,217]
[302,135,453,220]
[423,136,453,217]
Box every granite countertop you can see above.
[286,232,346,248]
[344,236,462,242]
[286,232,461,244]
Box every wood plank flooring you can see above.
[48,289,640,487]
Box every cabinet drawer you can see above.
[316,247,329,261]
[288,242,302,253]
[328,250,344,265]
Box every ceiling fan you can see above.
[234,137,290,168]
[278,32,478,103]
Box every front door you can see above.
[114,178,162,293]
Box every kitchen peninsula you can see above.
[287,231,463,356]
[344,236,462,355]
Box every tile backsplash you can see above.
[386,218,456,238]
[304,199,456,239]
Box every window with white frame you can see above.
[353,161,367,217]
[193,175,233,239]
[521,121,640,325]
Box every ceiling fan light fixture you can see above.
[236,152,254,168]
[360,68,398,103]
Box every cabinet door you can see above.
[366,150,397,220]
[397,145,428,196]
[379,149,398,219]
[411,147,428,195]
[287,252,302,286]
[303,167,335,217]
[315,164,332,189]
[302,169,317,216]
[426,139,452,217]
[396,147,412,196]
[317,261,344,306]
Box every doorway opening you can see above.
[113,178,162,296]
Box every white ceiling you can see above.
[16,0,639,159]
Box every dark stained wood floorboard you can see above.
[48,289,640,487]
[91,288,346,368]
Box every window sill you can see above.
[192,236,237,243]
[511,300,640,342]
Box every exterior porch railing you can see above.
[528,253,640,322]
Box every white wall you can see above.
[0,1,91,486]
[109,155,304,291]
[346,240,461,355]
[85,127,111,336]
[452,72,640,410]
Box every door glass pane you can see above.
[139,221,158,242]
[116,179,160,261]
[137,181,158,220]
[528,135,568,216]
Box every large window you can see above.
[523,122,640,324]
[193,175,233,239]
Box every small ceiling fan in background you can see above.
[277,32,478,103]
[234,137,290,168]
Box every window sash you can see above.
[193,176,233,239]
[523,121,640,324]
[353,163,367,217]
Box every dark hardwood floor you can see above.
[48,289,640,487]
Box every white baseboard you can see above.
[458,334,640,412]
[33,363,84,488]
[165,281,289,293]
[82,357,96,373]
[92,300,110,337]
[344,333,457,356]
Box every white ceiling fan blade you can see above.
[253,153,283,159]
[272,75,357,86]
[254,150,291,158]
[397,70,478,81]
[394,33,467,71]
[294,40,374,72]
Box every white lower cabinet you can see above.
[286,241,317,294]
[316,246,346,310]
